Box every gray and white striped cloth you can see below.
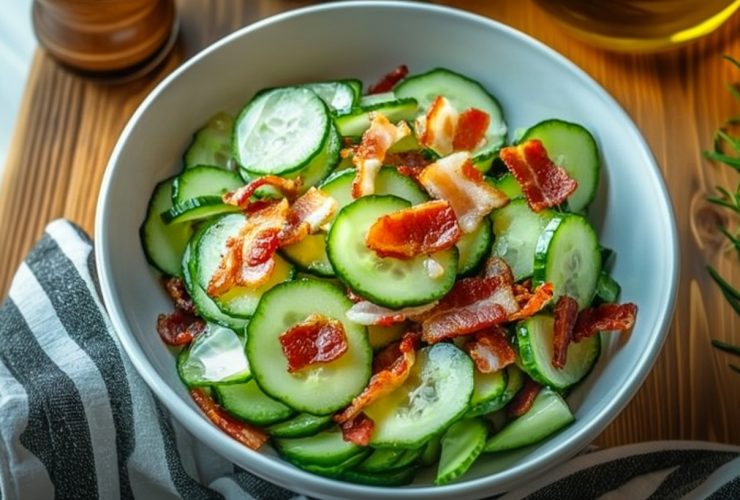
[0,220,737,500]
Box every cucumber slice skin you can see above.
[533,213,602,310]
[327,195,458,308]
[341,466,417,486]
[184,112,235,170]
[420,436,442,467]
[469,368,508,408]
[172,165,244,204]
[246,279,372,415]
[214,380,294,426]
[520,119,600,213]
[161,195,241,224]
[488,172,523,199]
[354,448,405,473]
[234,87,331,176]
[298,451,370,478]
[302,79,361,116]
[274,427,365,468]
[456,216,492,276]
[465,365,523,418]
[516,314,601,390]
[140,177,194,277]
[267,413,334,439]
[435,418,488,486]
[484,388,574,453]
[176,324,250,387]
[595,272,621,304]
[334,98,418,137]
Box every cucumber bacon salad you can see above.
[141,66,638,486]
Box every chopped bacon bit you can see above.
[373,330,421,373]
[484,256,515,285]
[279,313,348,373]
[162,276,195,314]
[335,331,419,424]
[365,200,461,259]
[352,113,411,198]
[278,187,338,246]
[513,279,534,305]
[346,300,438,326]
[453,108,490,151]
[245,228,280,266]
[464,327,516,373]
[384,151,432,180]
[419,152,508,233]
[507,378,542,418]
[156,310,205,346]
[552,296,579,369]
[223,175,301,210]
[368,64,409,94]
[507,282,554,322]
[572,303,638,342]
[190,388,268,450]
[340,413,375,446]
[499,139,577,212]
[417,96,459,156]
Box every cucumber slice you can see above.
[267,413,333,438]
[327,196,458,308]
[335,98,418,137]
[466,365,524,418]
[595,272,621,303]
[490,198,555,282]
[456,216,492,276]
[246,280,372,415]
[533,214,602,309]
[176,323,250,387]
[354,448,405,473]
[140,177,193,276]
[470,369,507,409]
[162,195,240,224]
[302,79,361,115]
[214,380,294,426]
[484,388,574,452]
[234,87,330,175]
[435,418,487,485]
[290,122,341,191]
[280,233,334,277]
[488,172,523,199]
[195,213,295,318]
[184,112,235,170]
[365,343,474,448]
[394,68,507,163]
[420,436,442,467]
[392,447,424,468]
[520,119,600,213]
[172,165,244,204]
[516,314,600,389]
[341,466,417,486]
[274,427,365,467]
[299,451,370,478]
[320,167,429,210]
[367,322,406,350]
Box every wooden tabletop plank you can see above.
[1,0,739,449]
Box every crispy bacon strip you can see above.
[340,413,375,446]
[419,152,508,233]
[368,64,409,94]
[552,296,579,369]
[464,327,517,373]
[279,187,338,246]
[420,276,519,344]
[484,256,515,285]
[190,388,268,450]
[334,331,420,424]
[572,303,638,342]
[156,310,205,346]
[365,200,461,259]
[417,96,459,156]
[499,139,577,212]
[507,283,554,322]
[223,175,301,210]
[162,276,195,314]
[207,200,289,296]
[453,108,490,151]
[352,113,411,198]
[384,151,432,179]
[279,313,348,373]
[507,378,542,418]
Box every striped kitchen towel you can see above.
[0,219,737,500]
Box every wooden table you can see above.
[2,0,739,449]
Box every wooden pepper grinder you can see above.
[32,0,178,78]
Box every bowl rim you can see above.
[95,1,680,497]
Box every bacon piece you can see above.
[340,413,375,446]
[279,313,348,373]
[552,296,579,369]
[453,108,490,151]
[513,279,534,307]
[420,276,519,343]
[464,327,516,373]
[484,256,515,285]
[499,139,578,213]
[365,200,461,259]
[334,331,419,424]
[223,175,301,210]
[507,378,542,418]
[507,282,554,322]
[384,151,432,179]
[572,303,638,342]
[156,310,205,346]
[346,300,438,326]
[207,200,288,296]
[419,152,508,233]
[417,96,459,156]
[368,64,409,94]
[278,187,338,246]
[190,388,268,450]
[352,113,411,198]
[162,276,195,314]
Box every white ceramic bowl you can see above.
[96,2,679,498]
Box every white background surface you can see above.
[0,0,35,176]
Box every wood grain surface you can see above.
[2,0,739,450]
